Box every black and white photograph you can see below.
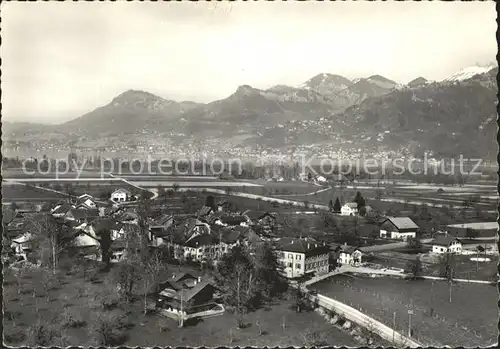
[1,1,498,347]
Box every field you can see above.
[2,169,114,179]
[154,191,312,215]
[275,183,497,210]
[3,265,359,347]
[311,275,497,347]
[365,250,498,281]
[2,183,68,201]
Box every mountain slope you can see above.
[59,90,200,135]
[299,73,353,96]
[444,65,496,82]
[179,84,343,136]
[257,67,497,158]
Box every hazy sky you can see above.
[2,1,496,124]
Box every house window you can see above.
[296,263,301,269]
[287,262,292,268]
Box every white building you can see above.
[431,236,463,254]
[334,244,363,266]
[11,232,34,261]
[316,175,327,183]
[276,237,330,279]
[111,188,132,202]
[379,217,418,241]
[75,194,97,209]
[340,203,358,216]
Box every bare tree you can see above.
[143,252,166,315]
[29,214,75,274]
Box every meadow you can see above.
[311,275,497,347]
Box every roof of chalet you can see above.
[219,215,247,225]
[220,228,241,244]
[332,243,362,254]
[431,236,462,247]
[184,234,219,248]
[152,214,174,226]
[112,188,132,195]
[159,279,217,302]
[276,237,330,256]
[91,218,122,232]
[172,272,198,284]
[382,217,419,231]
[343,202,358,209]
[52,203,72,215]
[198,206,214,217]
[115,211,139,222]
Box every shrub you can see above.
[89,312,128,346]
[26,321,61,346]
[61,308,87,328]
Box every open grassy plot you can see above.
[2,169,114,179]
[2,183,68,201]
[3,266,358,347]
[125,300,360,347]
[365,250,498,281]
[311,275,497,347]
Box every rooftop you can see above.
[383,217,419,230]
[431,235,462,247]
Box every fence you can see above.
[323,278,493,346]
[309,292,422,348]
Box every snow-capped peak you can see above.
[444,65,496,82]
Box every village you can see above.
[3,177,498,347]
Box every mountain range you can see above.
[3,65,498,159]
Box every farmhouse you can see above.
[155,276,222,320]
[10,232,35,261]
[379,217,418,241]
[111,188,132,202]
[197,205,214,218]
[182,234,220,262]
[217,215,248,227]
[75,194,97,209]
[51,202,72,218]
[276,237,330,279]
[242,210,276,227]
[333,244,363,266]
[431,236,463,254]
[148,214,175,245]
[64,208,100,223]
[340,203,358,216]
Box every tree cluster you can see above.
[214,243,288,327]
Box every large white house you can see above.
[276,237,330,279]
[379,217,418,241]
[340,203,358,216]
[431,236,463,254]
[111,188,132,202]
